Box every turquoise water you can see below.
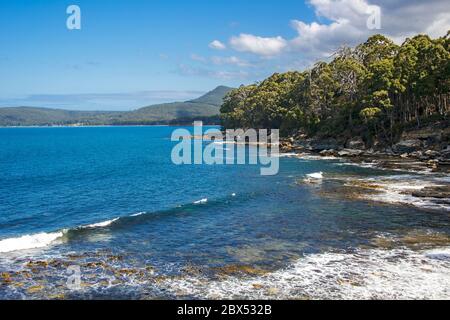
[0,126,449,299]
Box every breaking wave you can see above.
[0,195,239,254]
[0,231,64,253]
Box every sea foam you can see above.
[194,198,208,205]
[83,218,119,229]
[160,246,450,300]
[0,231,64,253]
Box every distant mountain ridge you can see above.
[0,86,234,126]
[188,86,233,105]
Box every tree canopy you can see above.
[220,32,450,145]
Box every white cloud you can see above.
[177,64,250,80]
[211,56,253,67]
[190,54,207,62]
[225,0,450,60]
[288,0,450,58]
[426,14,450,39]
[194,0,449,81]
[190,53,253,68]
[230,34,288,57]
[209,40,227,50]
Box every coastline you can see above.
[0,126,449,300]
[277,135,450,212]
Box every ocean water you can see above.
[0,126,449,300]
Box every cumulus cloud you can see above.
[289,0,450,58]
[230,34,288,57]
[372,0,450,40]
[196,0,449,81]
[225,0,450,60]
[209,40,227,50]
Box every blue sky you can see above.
[0,0,448,110]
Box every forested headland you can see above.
[220,32,450,150]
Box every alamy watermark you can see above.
[171,122,280,176]
[66,265,81,290]
[366,6,381,30]
[66,5,81,30]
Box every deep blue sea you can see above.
[0,126,449,299]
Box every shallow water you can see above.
[0,126,449,299]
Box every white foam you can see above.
[194,198,208,205]
[296,153,337,160]
[346,175,450,211]
[0,231,64,253]
[306,172,323,179]
[130,212,146,217]
[272,153,298,158]
[337,162,377,169]
[160,247,450,300]
[83,218,119,228]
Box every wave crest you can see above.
[0,231,64,253]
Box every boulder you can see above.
[409,151,423,158]
[309,138,341,152]
[412,186,450,199]
[426,160,439,171]
[400,153,409,159]
[401,128,442,144]
[424,150,440,158]
[346,137,365,150]
[392,139,423,154]
[320,149,338,157]
[338,149,363,157]
[280,140,294,152]
[440,146,450,160]
[294,139,312,150]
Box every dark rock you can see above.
[412,186,450,199]
[309,138,342,152]
[440,146,450,160]
[401,128,442,149]
[392,139,423,154]
[424,150,440,158]
[294,139,312,149]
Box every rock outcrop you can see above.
[346,137,365,150]
[392,139,424,154]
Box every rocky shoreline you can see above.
[281,122,450,171]
[280,125,450,210]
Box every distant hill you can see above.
[188,86,233,105]
[116,86,233,124]
[0,107,119,126]
[0,86,233,126]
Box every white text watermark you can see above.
[66,5,81,30]
[171,122,280,176]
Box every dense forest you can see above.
[220,32,450,147]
